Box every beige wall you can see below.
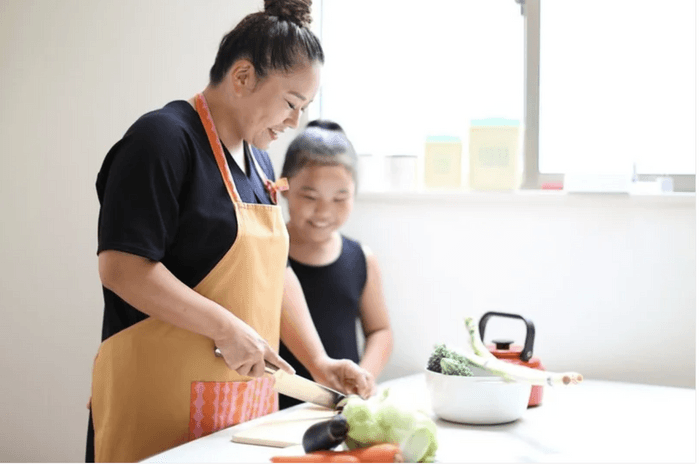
[0,1,296,461]
[0,1,695,463]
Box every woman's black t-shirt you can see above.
[277,236,368,409]
[95,100,275,341]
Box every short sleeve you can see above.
[96,113,190,261]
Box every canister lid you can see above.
[471,117,520,127]
[426,135,461,144]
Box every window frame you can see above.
[521,0,695,192]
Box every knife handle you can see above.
[213,347,279,375]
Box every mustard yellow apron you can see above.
[90,93,289,462]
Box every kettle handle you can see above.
[478,311,535,363]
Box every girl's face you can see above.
[285,164,355,243]
[242,62,321,150]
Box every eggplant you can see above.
[301,413,349,453]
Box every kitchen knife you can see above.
[214,348,346,410]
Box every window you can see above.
[536,0,695,190]
[315,0,696,192]
[314,0,523,169]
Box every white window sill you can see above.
[355,189,695,207]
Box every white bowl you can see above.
[424,369,530,425]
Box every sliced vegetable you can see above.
[464,316,584,386]
[302,414,349,453]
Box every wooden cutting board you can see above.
[230,405,337,448]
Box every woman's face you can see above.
[242,62,321,150]
[285,163,355,243]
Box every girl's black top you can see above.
[278,236,368,409]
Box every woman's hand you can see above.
[313,357,375,398]
[214,316,295,378]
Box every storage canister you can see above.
[469,118,522,190]
[424,136,462,189]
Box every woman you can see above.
[87,1,372,461]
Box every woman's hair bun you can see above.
[264,0,313,27]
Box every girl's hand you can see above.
[214,316,295,378]
[313,357,374,398]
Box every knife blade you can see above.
[214,348,346,410]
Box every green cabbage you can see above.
[342,389,438,463]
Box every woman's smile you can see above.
[268,128,281,140]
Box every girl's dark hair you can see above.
[209,0,324,84]
[281,120,358,187]
[305,119,345,133]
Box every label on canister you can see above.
[469,118,522,190]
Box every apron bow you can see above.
[264,178,289,205]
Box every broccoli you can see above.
[439,358,473,377]
[426,343,474,377]
[426,344,450,373]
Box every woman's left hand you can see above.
[313,357,375,398]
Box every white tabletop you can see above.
[143,374,696,463]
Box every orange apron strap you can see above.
[248,149,289,205]
[194,93,241,203]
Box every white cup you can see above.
[386,155,417,191]
[357,154,384,193]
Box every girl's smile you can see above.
[285,164,355,245]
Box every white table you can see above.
[143,374,696,463]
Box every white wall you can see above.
[0,1,695,463]
[343,193,695,389]
[0,1,295,461]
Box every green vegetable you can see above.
[341,396,384,445]
[426,343,474,377]
[426,344,450,373]
[463,316,497,358]
[342,389,438,463]
[439,358,473,377]
[463,316,584,386]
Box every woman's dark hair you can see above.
[210,0,324,84]
[281,119,358,187]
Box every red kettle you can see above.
[478,312,545,407]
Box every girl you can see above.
[278,120,394,409]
